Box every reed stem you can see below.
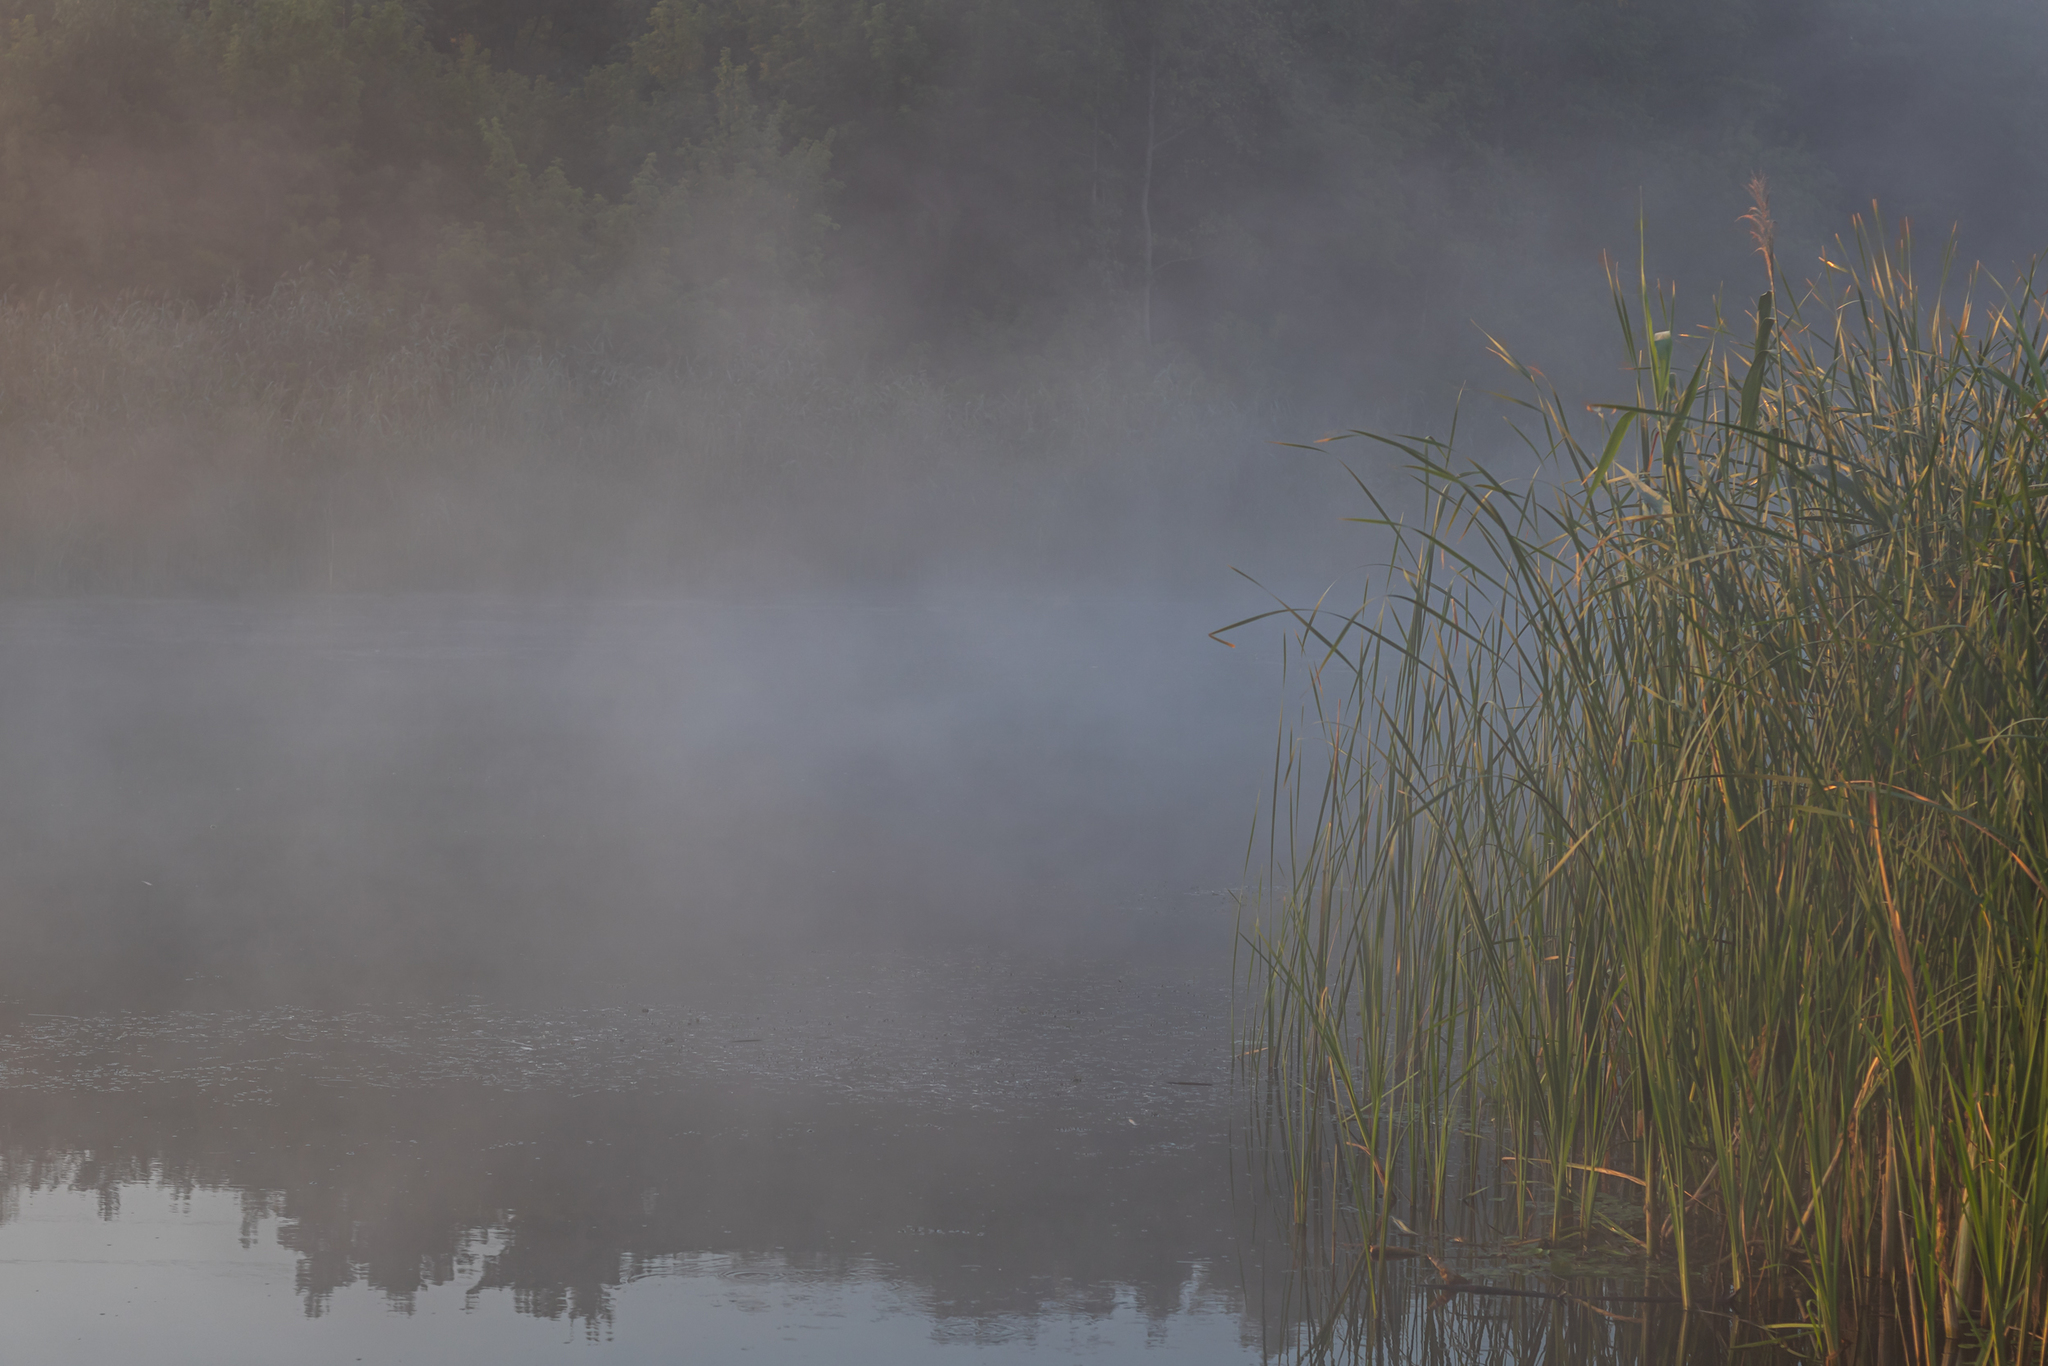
[1240,216,2048,1364]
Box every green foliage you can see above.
[1241,221,2048,1360]
[0,0,1843,357]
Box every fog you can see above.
[0,594,1294,1010]
[0,0,2038,1041]
[0,2,2043,1356]
[4,0,2046,1004]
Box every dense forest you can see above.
[1,0,2042,590]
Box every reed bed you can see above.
[1238,216,2048,1364]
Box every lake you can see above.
[0,598,1787,1363]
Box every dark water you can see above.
[0,599,1787,1362]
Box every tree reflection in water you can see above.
[0,968,1261,1349]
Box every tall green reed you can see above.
[1237,215,2048,1364]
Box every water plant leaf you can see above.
[1737,291,1775,436]
[1245,219,2048,1365]
[1587,410,1638,488]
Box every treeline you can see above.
[3,0,2042,592]
[2,0,1847,370]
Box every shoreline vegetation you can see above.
[1237,205,2048,1364]
[0,279,1266,592]
[0,0,1907,595]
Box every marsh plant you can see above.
[1238,211,2048,1364]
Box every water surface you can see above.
[0,597,1794,1363]
[3,957,1276,1363]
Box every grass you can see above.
[1235,211,2048,1365]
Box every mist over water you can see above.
[0,594,1301,1360]
[0,592,1312,1362]
[2,0,2043,1358]
[0,594,1286,1011]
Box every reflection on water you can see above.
[0,599,1803,1362]
[1,962,1811,1365]
[3,1183,1252,1364]
[1,959,1280,1362]
[1289,1277,1770,1366]
[1260,1235,1810,1366]
[0,595,1286,1361]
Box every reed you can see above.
[1237,215,2048,1364]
